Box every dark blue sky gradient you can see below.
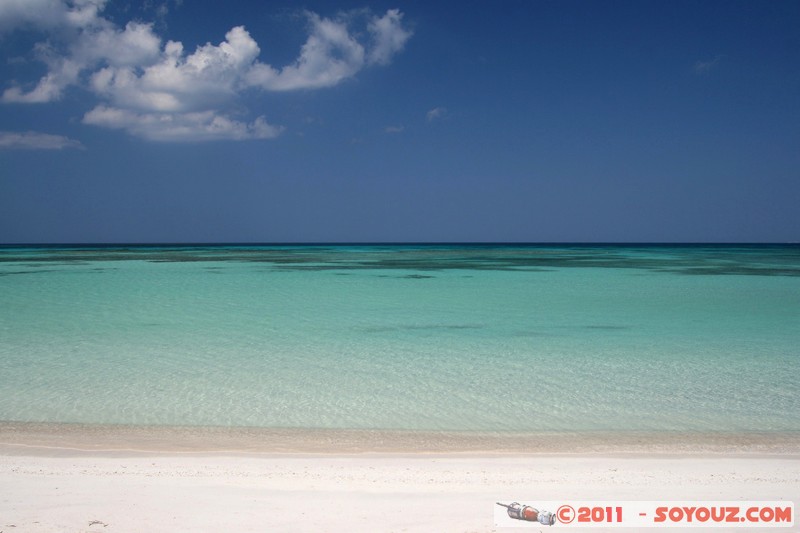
[1,0,798,243]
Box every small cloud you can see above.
[384,125,404,133]
[694,55,723,74]
[426,106,446,122]
[0,131,84,150]
[82,106,282,142]
[367,9,412,66]
[145,1,176,32]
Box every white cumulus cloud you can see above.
[0,2,412,142]
[244,10,411,92]
[2,2,162,103]
[0,130,84,150]
[367,9,412,66]
[245,13,366,92]
[90,26,260,113]
[83,106,281,142]
[0,0,104,32]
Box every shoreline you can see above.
[2,421,799,456]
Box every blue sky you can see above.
[1,0,798,243]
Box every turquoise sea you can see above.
[0,244,798,433]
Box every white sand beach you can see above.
[1,425,798,532]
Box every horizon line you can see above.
[1,241,798,247]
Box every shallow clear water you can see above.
[1,244,798,431]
